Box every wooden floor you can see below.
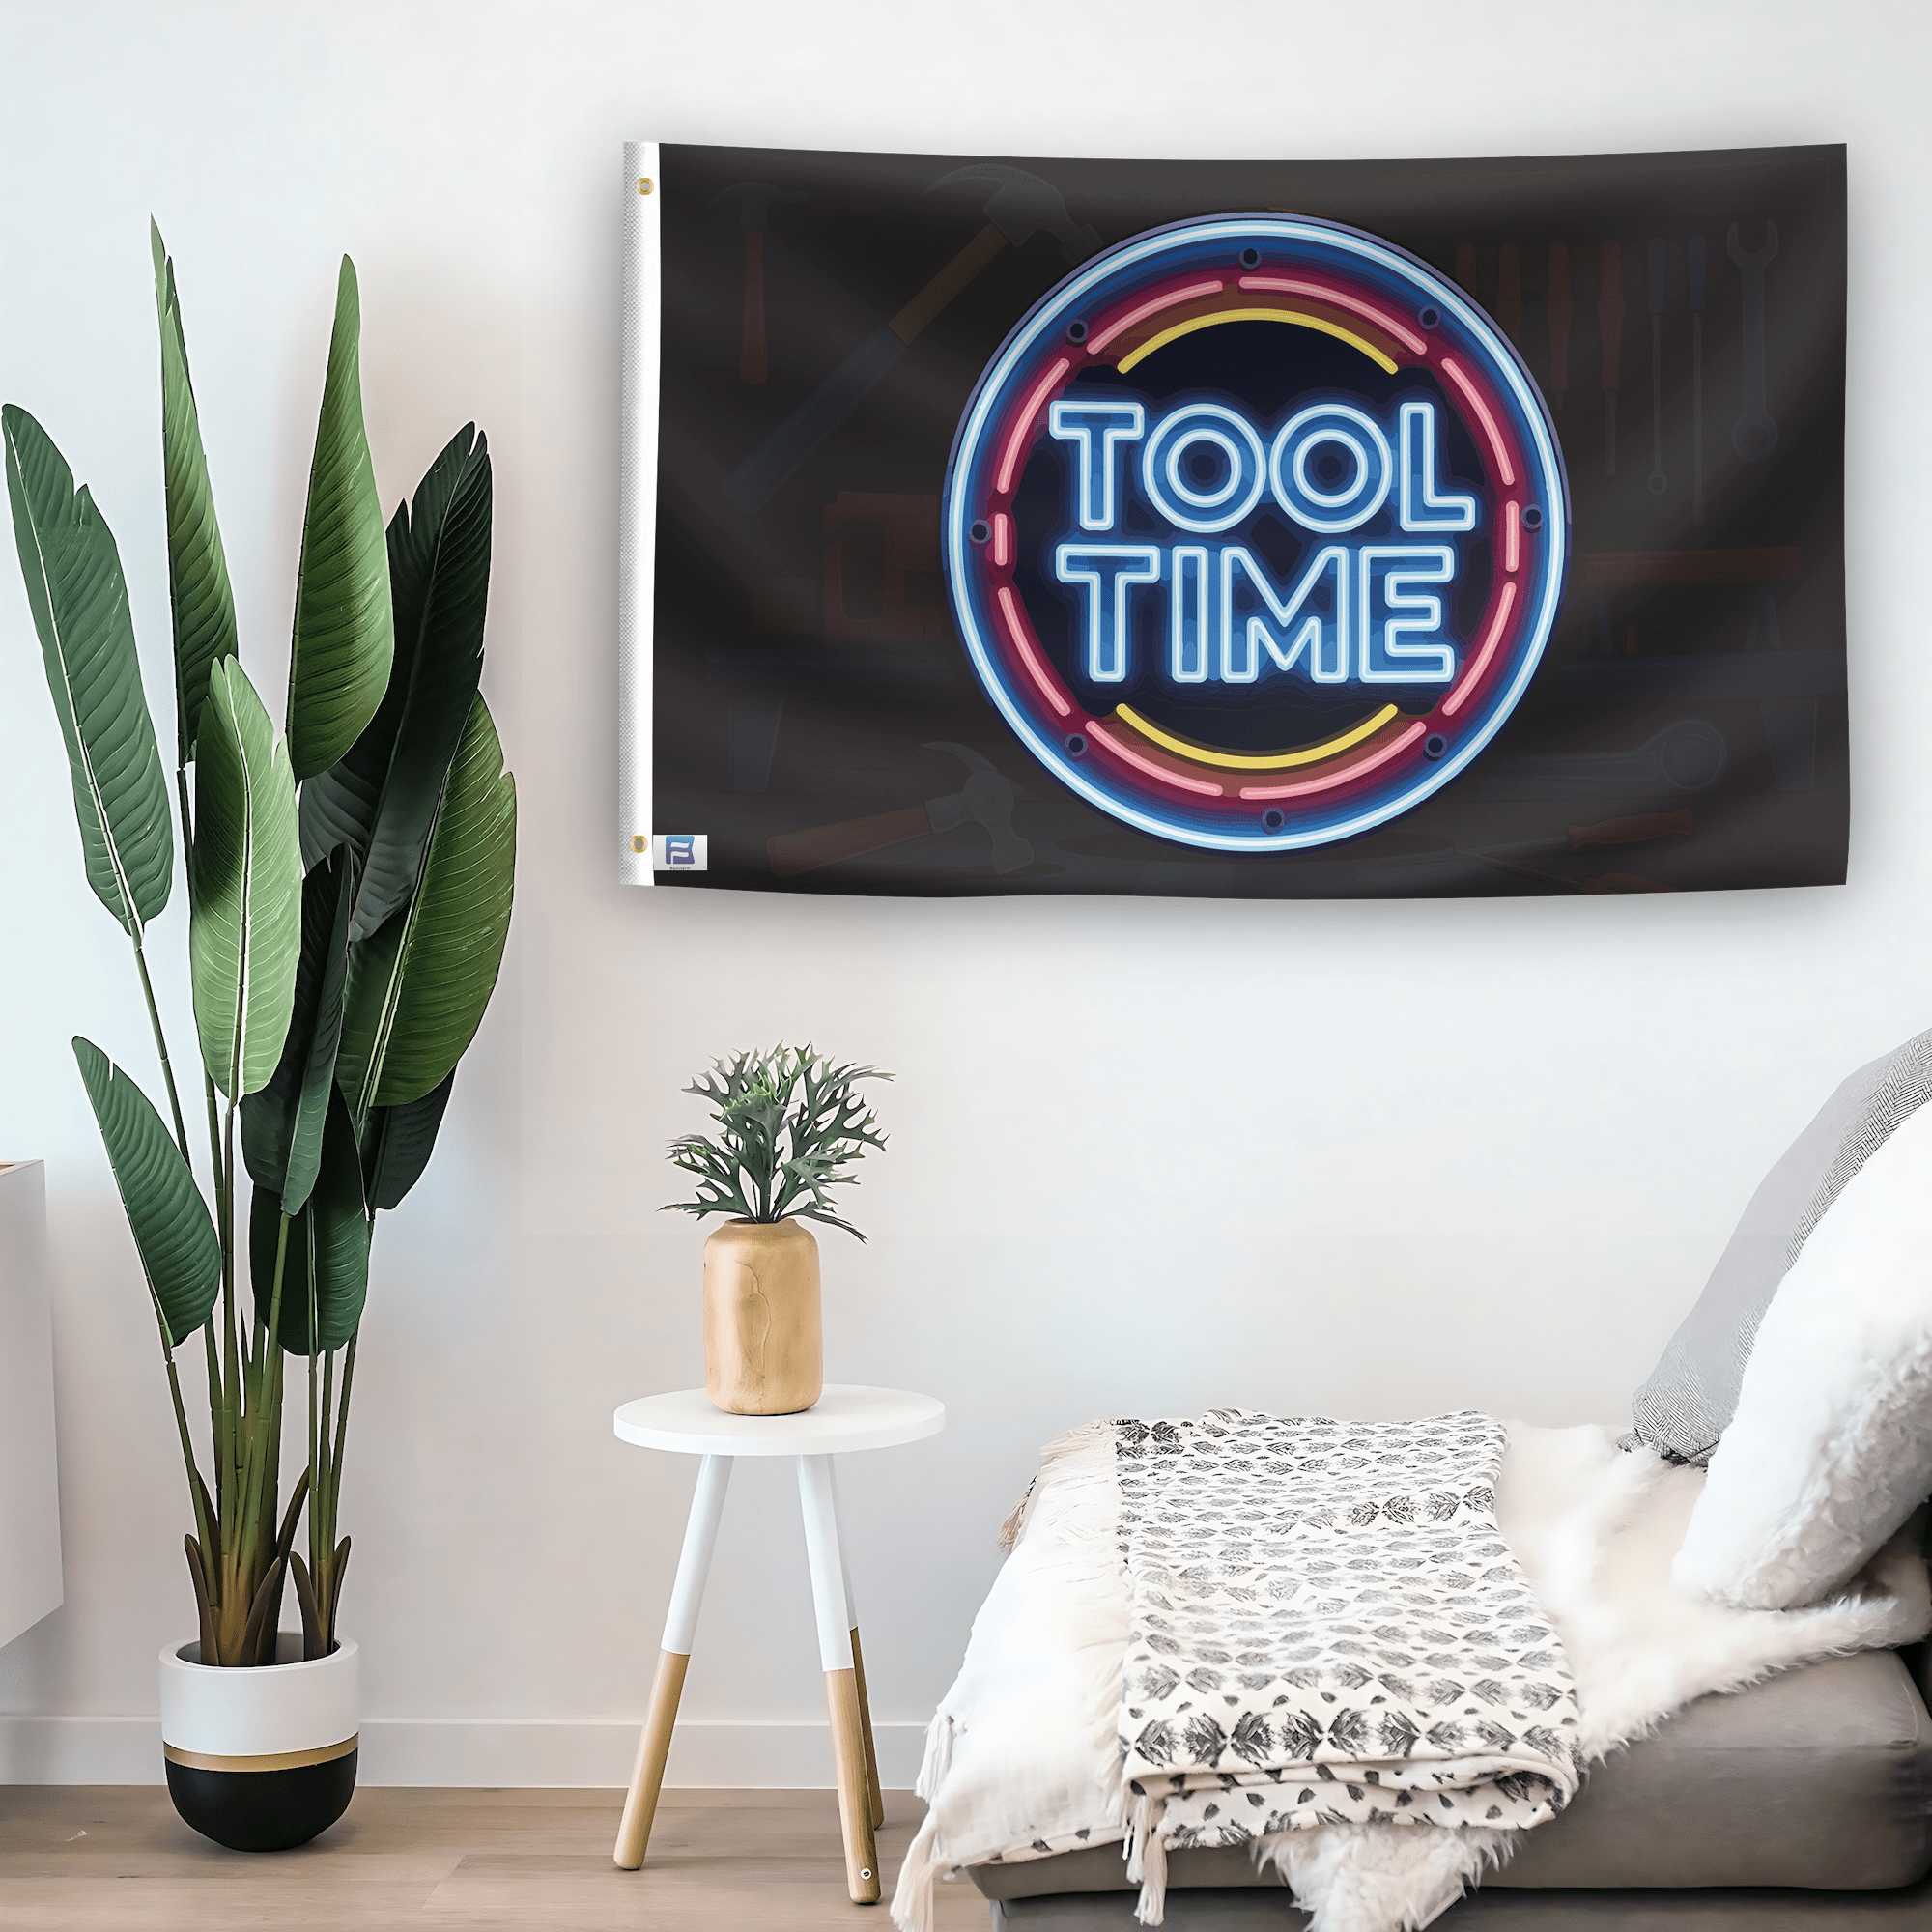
[0,1786,991,1930]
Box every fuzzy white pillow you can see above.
[1673,1096,1932,1610]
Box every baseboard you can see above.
[0,1714,929,1788]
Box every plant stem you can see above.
[322,1336,357,1649]
[202,1320,226,1524]
[313,1347,335,1618]
[198,1070,229,1525]
[161,1342,213,1565]
[221,1097,238,1372]
[131,940,190,1166]
[218,1099,241,1618]
[331,1334,355,1492]
[235,1214,290,1575]
[306,1339,320,1546]
[220,1096,238,1390]
[263,1333,285,1652]
[202,1074,223,1213]
[211,1209,289,1666]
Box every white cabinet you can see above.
[0,1161,62,1648]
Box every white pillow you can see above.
[1672,1097,1932,1609]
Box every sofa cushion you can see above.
[1624,1028,1932,1466]
[1671,1093,1932,1608]
[969,1651,1932,1899]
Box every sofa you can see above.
[946,1026,1932,1927]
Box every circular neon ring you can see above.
[941,214,1570,853]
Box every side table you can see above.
[611,1383,945,1902]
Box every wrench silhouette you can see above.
[1728,222,1778,461]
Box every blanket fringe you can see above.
[914,1710,953,1804]
[1123,1792,1145,1882]
[1135,1831,1169,1926]
[995,1484,1033,1553]
[1123,1789,1169,1925]
[890,1810,943,1932]
[999,1419,1116,1552]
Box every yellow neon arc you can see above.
[1115,307,1400,377]
[1113,703,1401,772]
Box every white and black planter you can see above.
[159,1634,358,1852]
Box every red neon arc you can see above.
[1236,274,1428,355]
[1439,355,1518,488]
[993,355,1073,497]
[1086,278,1227,355]
[1439,579,1518,720]
[1237,722,1429,801]
[1087,724,1225,796]
[994,584,1072,720]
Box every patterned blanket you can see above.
[1115,1410,1583,1908]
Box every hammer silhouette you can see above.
[712,183,804,384]
[766,744,1032,878]
[724,164,1099,514]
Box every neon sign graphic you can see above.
[941,215,1569,851]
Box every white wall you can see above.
[1,0,1926,1786]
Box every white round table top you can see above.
[612,1383,945,1458]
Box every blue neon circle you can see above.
[941,213,1572,854]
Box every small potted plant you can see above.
[666,1046,889,1415]
[4,228,514,1851]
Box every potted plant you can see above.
[666,1046,890,1415]
[3,226,515,1851]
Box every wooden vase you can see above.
[702,1219,822,1415]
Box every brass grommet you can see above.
[631,835,647,853]
[637,177,653,196]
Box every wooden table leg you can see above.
[827,1460,885,1830]
[614,1454,733,1870]
[848,1626,885,1831]
[615,1649,687,1867]
[798,1454,880,1903]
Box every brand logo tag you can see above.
[652,834,708,870]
